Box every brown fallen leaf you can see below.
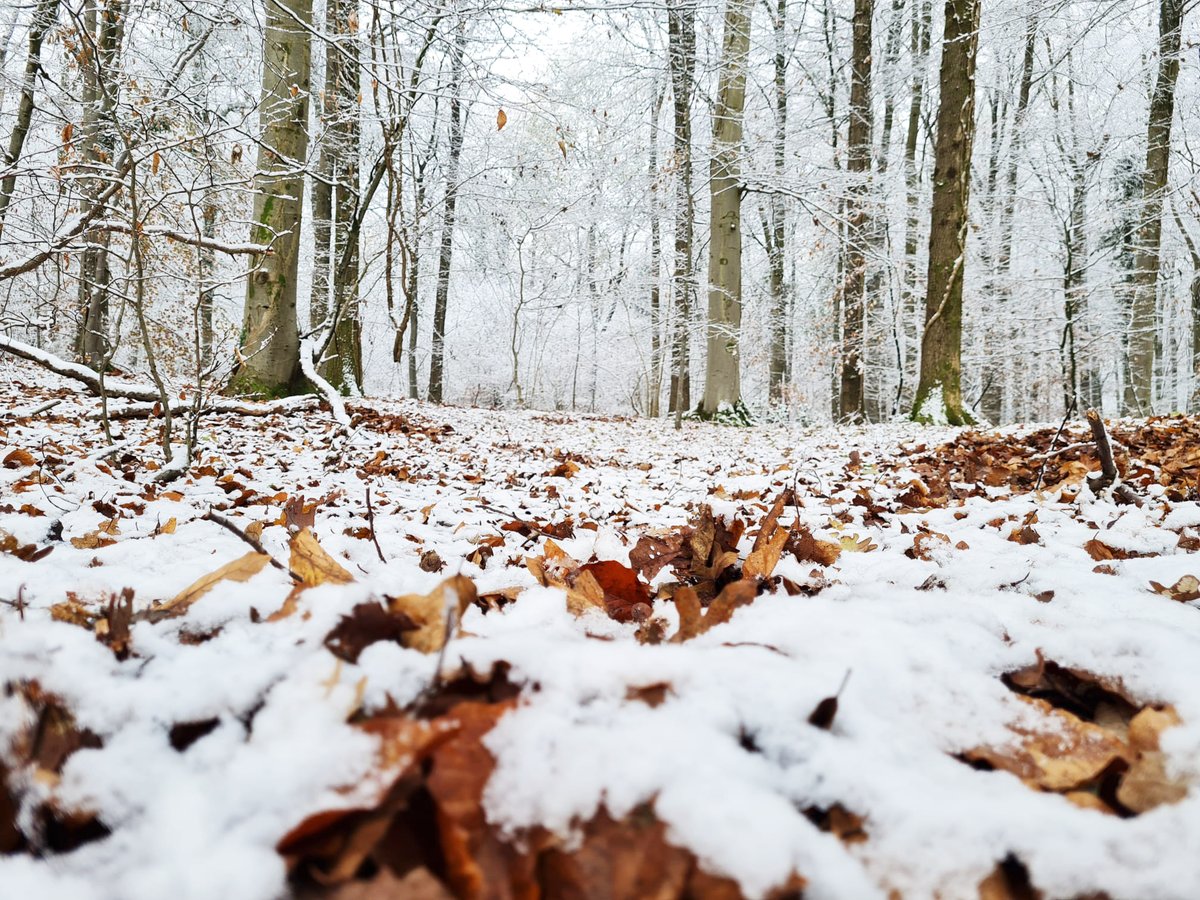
[290,528,354,587]
[672,580,758,643]
[324,602,418,663]
[1148,574,1200,602]
[387,575,477,653]
[965,696,1128,792]
[579,560,651,623]
[0,528,53,562]
[745,495,792,580]
[153,552,271,619]
[1117,705,1189,814]
[786,524,841,567]
[2,448,35,468]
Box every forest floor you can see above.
[2,360,1200,900]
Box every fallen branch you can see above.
[0,334,160,401]
[203,509,299,582]
[89,396,317,421]
[1085,409,1143,507]
[299,336,352,433]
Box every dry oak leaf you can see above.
[672,580,758,642]
[2,448,35,469]
[786,524,841,567]
[579,559,652,623]
[423,700,539,899]
[386,575,477,653]
[965,695,1128,792]
[277,716,460,883]
[744,491,792,580]
[153,552,271,619]
[290,528,355,587]
[1148,574,1200,602]
[0,529,53,562]
[1117,706,1189,814]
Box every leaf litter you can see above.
[1,364,1200,898]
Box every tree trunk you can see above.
[839,0,873,423]
[667,0,695,422]
[75,0,125,368]
[230,0,312,397]
[323,0,362,392]
[765,0,788,404]
[700,0,753,419]
[900,0,931,413]
[1124,0,1184,416]
[428,19,467,404]
[648,83,664,417]
[199,202,217,366]
[0,0,60,236]
[912,0,980,425]
[985,6,1038,423]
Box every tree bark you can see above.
[230,0,313,397]
[0,0,60,236]
[667,0,695,422]
[912,0,980,425]
[839,0,873,423]
[648,83,664,417]
[899,0,931,413]
[428,18,468,404]
[1124,0,1184,416]
[74,0,126,369]
[323,0,362,392]
[700,0,753,419]
[765,0,789,404]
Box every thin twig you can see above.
[1034,398,1077,492]
[365,485,387,563]
[203,509,300,581]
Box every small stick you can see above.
[365,485,387,563]
[1084,409,1143,506]
[203,509,300,581]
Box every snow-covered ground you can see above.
[2,361,1199,900]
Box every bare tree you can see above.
[1124,0,1184,415]
[699,0,753,420]
[912,0,980,424]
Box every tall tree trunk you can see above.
[324,0,362,392]
[700,0,753,419]
[230,0,312,397]
[667,0,695,423]
[74,0,125,368]
[912,0,980,425]
[1125,0,1184,415]
[900,0,931,413]
[765,0,788,404]
[648,83,664,418]
[985,6,1038,423]
[428,19,467,404]
[840,0,873,423]
[0,0,60,236]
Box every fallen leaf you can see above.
[290,528,354,587]
[325,602,418,663]
[387,575,477,653]
[153,552,270,619]
[1148,574,1200,602]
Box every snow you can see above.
[2,360,1200,899]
